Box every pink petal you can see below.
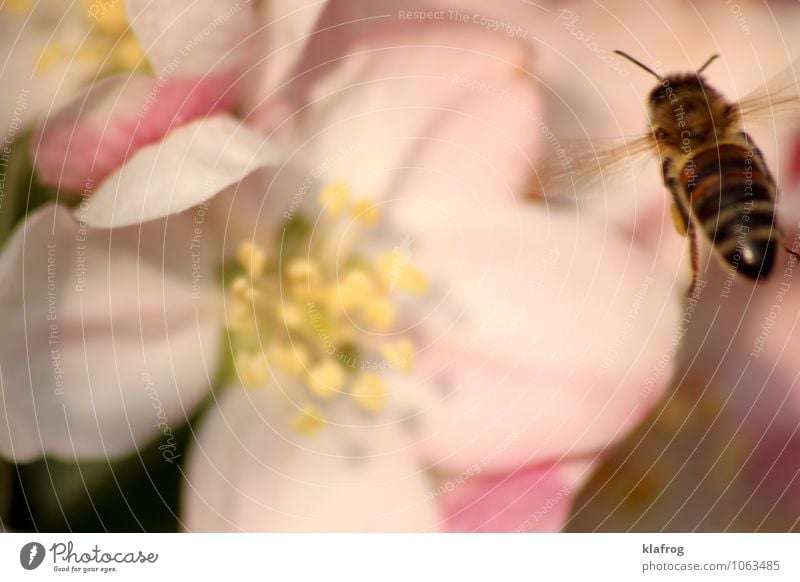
[126,0,253,77]
[249,18,539,204]
[0,205,223,461]
[241,0,540,119]
[395,205,680,473]
[184,388,442,531]
[34,73,238,191]
[441,458,595,532]
[80,115,284,227]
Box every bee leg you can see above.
[672,198,700,296]
[686,221,701,298]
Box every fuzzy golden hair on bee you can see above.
[614,52,733,151]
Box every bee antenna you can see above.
[697,54,720,74]
[614,50,664,81]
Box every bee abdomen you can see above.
[684,144,779,279]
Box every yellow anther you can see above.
[237,241,267,279]
[224,197,427,436]
[7,0,32,14]
[351,198,381,228]
[306,359,345,399]
[83,0,129,35]
[376,252,428,294]
[236,352,270,388]
[318,181,350,218]
[361,296,396,332]
[76,39,109,65]
[350,373,387,412]
[112,33,146,71]
[286,258,322,286]
[269,343,310,376]
[381,339,415,372]
[36,42,65,75]
[227,300,255,331]
[394,265,428,295]
[376,251,409,290]
[336,268,375,311]
[292,404,326,436]
[278,302,305,329]
[230,276,251,299]
[331,324,355,346]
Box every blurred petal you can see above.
[184,388,441,531]
[0,204,223,462]
[240,0,328,115]
[34,73,238,191]
[251,19,538,203]
[82,115,284,227]
[441,458,595,532]
[125,0,253,77]
[397,205,680,473]
[0,1,96,137]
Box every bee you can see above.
[529,51,800,293]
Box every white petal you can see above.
[240,0,328,115]
[184,387,441,531]
[125,0,253,77]
[0,0,96,137]
[82,115,284,227]
[33,73,240,192]
[0,205,223,461]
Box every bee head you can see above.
[614,51,731,152]
[647,74,731,149]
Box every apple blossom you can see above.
[0,1,685,532]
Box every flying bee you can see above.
[529,51,800,293]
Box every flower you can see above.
[0,1,682,531]
[1,0,146,138]
[31,0,260,202]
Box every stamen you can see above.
[318,181,351,218]
[361,296,396,332]
[113,33,146,70]
[37,0,145,77]
[83,0,129,35]
[351,198,381,228]
[381,339,415,372]
[236,352,270,388]
[292,404,326,436]
[224,181,428,435]
[287,258,322,285]
[350,373,387,412]
[377,252,428,294]
[278,303,305,330]
[237,241,267,279]
[269,343,310,376]
[77,39,109,64]
[36,43,65,75]
[335,268,376,311]
[7,0,33,14]
[306,359,346,399]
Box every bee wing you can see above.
[526,134,656,201]
[736,58,800,122]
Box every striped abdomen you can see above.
[680,141,779,279]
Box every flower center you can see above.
[226,181,428,436]
[29,0,146,76]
